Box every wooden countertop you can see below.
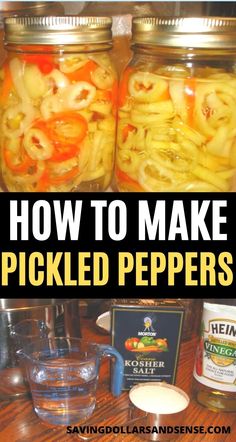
[0,317,235,442]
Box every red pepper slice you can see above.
[116,167,144,192]
[184,77,196,127]
[45,112,88,145]
[21,54,56,74]
[35,169,50,192]
[1,63,13,105]
[3,147,36,174]
[34,112,88,162]
[122,124,136,142]
[49,143,79,162]
[34,111,88,162]
[65,60,98,83]
[95,89,112,101]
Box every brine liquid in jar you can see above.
[0,16,117,192]
[115,17,236,192]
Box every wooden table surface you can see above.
[0,316,235,442]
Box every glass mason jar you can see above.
[115,17,236,192]
[0,16,117,192]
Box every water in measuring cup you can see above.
[30,357,98,425]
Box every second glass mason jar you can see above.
[115,17,236,192]
[0,16,117,192]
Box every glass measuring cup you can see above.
[17,337,124,426]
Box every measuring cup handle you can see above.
[99,345,124,397]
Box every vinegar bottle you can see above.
[192,299,236,412]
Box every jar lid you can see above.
[132,16,236,49]
[4,16,112,45]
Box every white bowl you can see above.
[96,311,111,333]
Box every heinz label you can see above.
[194,302,236,392]
[111,300,184,390]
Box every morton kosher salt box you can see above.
[111,299,184,390]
